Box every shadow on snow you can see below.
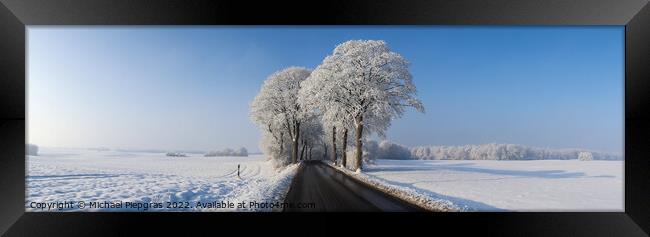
[365,161,616,179]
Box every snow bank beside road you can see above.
[325,161,460,212]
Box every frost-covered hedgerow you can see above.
[205,147,248,157]
[364,141,621,161]
[409,143,621,160]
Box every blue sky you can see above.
[28,26,623,153]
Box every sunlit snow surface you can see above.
[27,148,623,212]
[26,148,296,212]
[363,159,623,211]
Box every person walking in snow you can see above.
[237,164,241,179]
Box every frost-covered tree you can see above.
[299,115,324,161]
[237,147,248,156]
[305,40,424,170]
[578,151,594,161]
[325,109,356,167]
[299,73,353,166]
[250,95,286,160]
[259,132,291,167]
[250,67,312,164]
[378,140,412,160]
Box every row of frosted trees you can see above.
[250,40,424,171]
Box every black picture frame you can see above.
[0,0,648,236]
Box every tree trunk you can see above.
[292,122,300,163]
[300,140,306,161]
[308,147,312,160]
[279,132,284,154]
[331,126,337,164]
[342,128,348,168]
[355,116,364,171]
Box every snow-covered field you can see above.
[363,159,623,211]
[26,148,623,212]
[26,148,297,212]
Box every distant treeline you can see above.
[204,147,248,157]
[27,144,39,156]
[365,141,621,161]
[101,148,206,154]
[166,152,188,157]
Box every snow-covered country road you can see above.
[26,148,297,211]
[283,161,424,212]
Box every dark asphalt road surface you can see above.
[283,161,425,212]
